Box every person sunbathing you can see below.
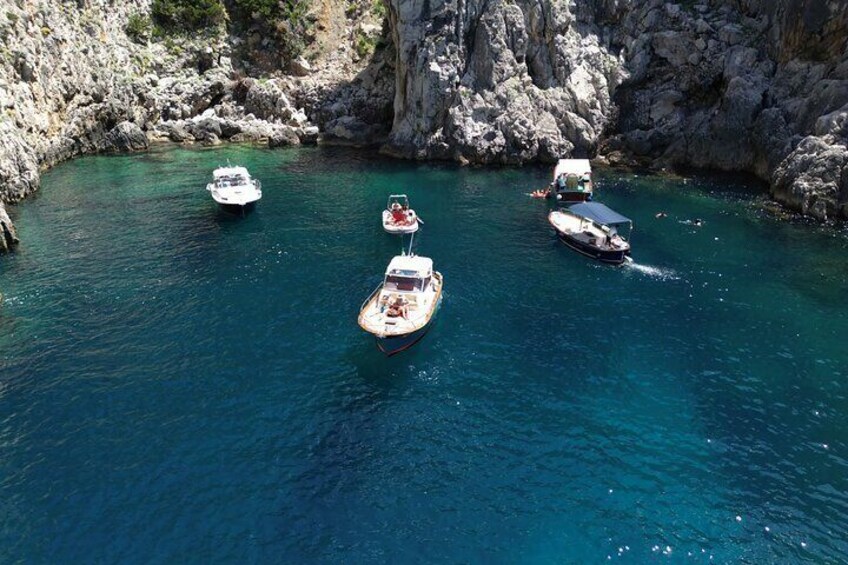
[386,296,409,319]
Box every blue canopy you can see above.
[568,202,632,227]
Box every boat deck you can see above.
[359,273,442,337]
[549,211,629,252]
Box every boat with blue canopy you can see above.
[548,202,633,264]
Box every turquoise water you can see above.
[1,146,847,562]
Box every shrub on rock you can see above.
[151,0,226,33]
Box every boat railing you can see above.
[360,283,383,312]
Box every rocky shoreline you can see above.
[0,0,846,251]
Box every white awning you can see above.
[553,159,592,181]
[385,255,433,277]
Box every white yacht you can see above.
[206,166,262,214]
[358,254,443,355]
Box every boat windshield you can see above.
[217,174,249,188]
[384,275,423,292]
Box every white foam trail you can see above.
[626,262,681,281]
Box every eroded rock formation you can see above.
[0,0,847,251]
[382,0,848,219]
[0,0,391,250]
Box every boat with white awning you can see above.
[551,159,594,202]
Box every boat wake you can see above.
[625,262,681,281]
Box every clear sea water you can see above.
[1,145,847,563]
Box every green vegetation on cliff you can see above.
[143,0,313,59]
[151,0,226,32]
[125,12,153,43]
[229,0,312,59]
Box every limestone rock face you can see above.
[383,0,624,164]
[1,0,848,231]
[0,123,40,203]
[382,0,848,217]
[0,0,389,248]
[600,0,848,218]
[104,122,149,153]
[0,202,19,253]
[772,129,848,220]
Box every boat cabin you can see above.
[213,166,252,188]
[383,255,433,293]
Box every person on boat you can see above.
[386,296,408,319]
[556,174,566,191]
[390,202,406,223]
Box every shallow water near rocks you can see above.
[1,146,848,562]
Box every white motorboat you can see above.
[382,194,419,234]
[358,254,443,355]
[206,166,262,214]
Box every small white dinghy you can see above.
[206,166,262,214]
[358,254,443,355]
[382,194,419,234]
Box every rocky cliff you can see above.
[0,0,391,250]
[0,0,846,251]
[384,0,848,219]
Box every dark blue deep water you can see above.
[1,146,848,562]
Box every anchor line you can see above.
[407,231,415,256]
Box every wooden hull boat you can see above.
[359,255,443,356]
[555,191,592,203]
[374,296,441,355]
[548,206,632,265]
